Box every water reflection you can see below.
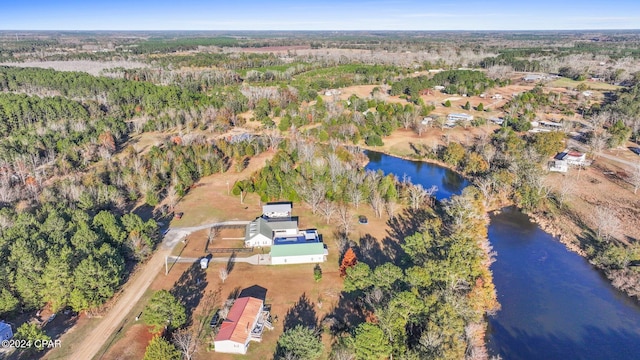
[363,152,640,360]
[364,151,469,200]
[487,208,640,360]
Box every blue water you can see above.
[364,151,469,200]
[486,208,640,360]
[366,151,640,360]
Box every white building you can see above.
[0,321,12,342]
[245,218,298,247]
[271,241,328,265]
[214,297,265,355]
[262,203,292,218]
[561,151,587,166]
[549,160,568,173]
[446,113,473,126]
[523,74,545,82]
[539,120,563,130]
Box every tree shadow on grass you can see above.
[324,291,366,336]
[386,208,432,242]
[283,293,317,331]
[226,252,236,274]
[170,262,208,325]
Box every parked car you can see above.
[358,215,368,224]
[210,310,220,328]
[630,147,640,155]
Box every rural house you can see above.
[244,203,329,265]
[560,151,587,166]
[446,113,474,126]
[214,296,269,354]
[245,217,298,247]
[523,74,545,82]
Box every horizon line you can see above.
[1,28,640,32]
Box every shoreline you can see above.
[366,147,639,303]
[362,147,499,358]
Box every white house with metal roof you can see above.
[243,202,328,265]
[245,218,298,247]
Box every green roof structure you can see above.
[270,242,326,258]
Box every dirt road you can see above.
[63,221,251,360]
[65,247,170,360]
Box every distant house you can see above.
[489,117,504,125]
[446,113,473,126]
[539,120,563,130]
[421,117,433,125]
[214,297,265,355]
[433,85,446,91]
[582,91,593,97]
[491,94,503,100]
[0,321,12,342]
[548,160,568,173]
[523,74,545,82]
[561,151,587,166]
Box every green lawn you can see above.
[548,77,621,91]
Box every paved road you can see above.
[64,220,251,360]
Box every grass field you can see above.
[548,77,621,91]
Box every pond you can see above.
[365,151,640,360]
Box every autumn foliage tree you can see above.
[339,248,358,277]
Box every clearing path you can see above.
[64,220,250,360]
[167,254,271,266]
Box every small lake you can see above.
[365,151,640,360]
[486,208,640,360]
[364,151,469,200]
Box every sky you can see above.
[2,0,640,31]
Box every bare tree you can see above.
[400,112,414,129]
[630,163,640,194]
[172,327,198,360]
[166,184,180,212]
[406,183,429,210]
[475,177,494,207]
[369,190,384,218]
[298,181,326,214]
[385,199,398,219]
[589,130,610,155]
[319,201,336,224]
[557,175,575,203]
[593,206,620,241]
[219,268,228,283]
[335,203,354,237]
